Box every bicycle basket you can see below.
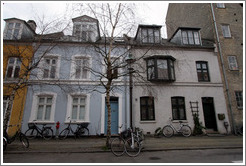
[79,123,89,128]
[121,129,130,139]
[28,123,35,129]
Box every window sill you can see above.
[28,121,55,124]
[140,120,156,123]
[172,120,188,123]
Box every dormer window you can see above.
[181,30,200,45]
[73,23,95,42]
[142,28,160,44]
[5,22,21,40]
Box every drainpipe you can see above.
[210,3,236,134]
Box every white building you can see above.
[130,25,229,135]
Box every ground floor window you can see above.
[140,96,155,121]
[71,96,86,120]
[3,96,10,118]
[171,97,186,120]
[235,91,243,109]
[36,95,53,121]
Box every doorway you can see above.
[104,97,119,135]
[202,97,217,131]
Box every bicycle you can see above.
[124,127,144,157]
[59,117,89,139]
[162,117,192,137]
[236,125,243,136]
[25,120,53,140]
[3,124,29,151]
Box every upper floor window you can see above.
[141,28,160,44]
[196,61,210,82]
[221,25,231,38]
[140,96,155,121]
[217,3,225,8]
[171,97,187,120]
[181,30,200,45]
[74,24,95,42]
[5,22,21,40]
[43,57,58,79]
[146,56,175,82]
[228,56,238,70]
[71,56,91,80]
[6,57,21,79]
[235,91,243,109]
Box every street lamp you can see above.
[126,51,135,129]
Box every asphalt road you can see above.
[3,148,243,164]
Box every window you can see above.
[36,96,53,121]
[221,25,231,38]
[235,91,243,109]
[146,56,175,82]
[140,97,155,121]
[43,57,58,79]
[71,96,86,121]
[196,61,210,82]
[181,30,200,45]
[5,57,21,79]
[5,22,21,40]
[171,97,186,120]
[228,56,238,70]
[217,3,225,8]
[3,96,10,118]
[73,24,95,42]
[141,28,160,44]
[66,94,90,122]
[71,56,91,80]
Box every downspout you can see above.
[210,3,236,134]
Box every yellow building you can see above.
[3,18,36,136]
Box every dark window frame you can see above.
[140,96,155,121]
[196,61,210,82]
[146,55,176,82]
[171,97,187,120]
[141,28,161,44]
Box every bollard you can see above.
[56,121,60,139]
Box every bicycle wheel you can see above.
[111,137,125,157]
[19,133,29,148]
[59,128,70,139]
[25,129,38,139]
[162,125,174,138]
[3,138,7,151]
[238,126,243,136]
[181,125,192,137]
[77,128,89,138]
[125,137,141,157]
[42,128,53,140]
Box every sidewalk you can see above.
[4,135,243,154]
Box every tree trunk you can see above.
[105,86,111,148]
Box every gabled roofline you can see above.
[72,15,98,22]
[168,27,201,41]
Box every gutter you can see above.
[210,3,236,134]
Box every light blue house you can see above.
[22,15,130,136]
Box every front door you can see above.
[105,97,119,135]
[202,97,217,131]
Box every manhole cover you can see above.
[149,157,161,160]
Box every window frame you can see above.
[217,3,225,8]
[70,55,91,80]
[196,61,210,82]
[29,92,57,123]
[235,91,243,109]
[221,25,231,38]
[146,55,176,82]
[5,57,21,79]
[171,97,187,120]
[140,96,155,121]
[66,93,90,123]
[3,96,10,119]
[141,28,161,44]
[5,22,22,40]
[228,56,239,70]
[73,23,96,42]
[181,30,201,45]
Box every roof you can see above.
[168,27,201,41]
[72,15,98,22]
[134,24,163,40]
[4,17,36,34]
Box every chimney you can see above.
[27,20,37,32]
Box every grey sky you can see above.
[2,2,169,38]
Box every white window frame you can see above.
[29,92,57,123]
[5,57,21,79]
[4,22,23,40]
[101,56,123,81]
[73,22,97,42]
[221,25,231,38]
[70,55,91,80]
[37,54,61,80]
[228,56,239,70]
[65,93,90,123]
[217,3,225,8]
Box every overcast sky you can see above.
[1,1,169,38]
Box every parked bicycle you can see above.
[236,125,243,136]
[3,124,29,151]
[25,120,53,140]
[111,126,144,157]
[162,117,192,137]
[59,117,89,139]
